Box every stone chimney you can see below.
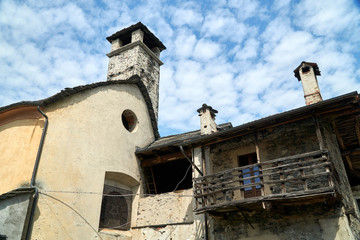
[106,22,166,120]
[294,61,322,105]
[197,104,218,135]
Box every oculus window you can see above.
[122,109,138,132]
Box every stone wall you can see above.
[210,118,319,174]
[211,203,355,240]
[321,120,360,237]
[136,189,194,227]
[207,118,360,239]
[107,43,161,119]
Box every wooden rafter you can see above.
[140,150,192,167]
[355,115,360,146]
[345,156,354,171]
[332,121,346,150]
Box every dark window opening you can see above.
[99,185,132,230]
[238,153,261,198]
[121,35,131,46]
[144,158,192,194]
[122,110,137,132]
[143,35,156,50]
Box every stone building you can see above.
[0,22,360,239]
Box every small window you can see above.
[238,153,261,198]
[99,185,132,230]
[122,110,138,132]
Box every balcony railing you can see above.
[193,150,336,213]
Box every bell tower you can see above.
[106,22,166,120]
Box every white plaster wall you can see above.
[31,84,155,239]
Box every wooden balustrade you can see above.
[193,150,336,213]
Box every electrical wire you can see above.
[40,193,74,240]
[172,164,192,192]
[40,190,194,198]
[40,192,104,240]
[38,168,196,239]
[99,220,132,230]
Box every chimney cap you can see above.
[106,22,166,51]
[294,61,321,81]
[197,104,218,115]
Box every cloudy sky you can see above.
[1,0,360,136]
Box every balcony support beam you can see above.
[314,116,325,150]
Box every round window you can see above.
[122,110,138,132]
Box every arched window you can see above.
[99,186,131,230]
[99,172,139,231]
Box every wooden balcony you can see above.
[193,150,336,213]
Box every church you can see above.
[0,22,359,240]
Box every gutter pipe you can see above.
[26,106,48,240]
[179,145,203,176]
[30,106,48,187]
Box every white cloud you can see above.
[193,38,222,61]
[294,0,360,38]
[170,3,203,27]
[201,8,254,43]
[1,0,360,137]
[173,28,197,59]
[228,0,261,20]
[264,31,321,66]
[233,38,259,61]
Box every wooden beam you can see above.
[254,132,261,163]
[314,116,324,150]
[355,115,360,146]
[345,156,354,171]
[322,107,360,120]
[140,151,191,167]
[348,168,360,178]
[341,147,360,157]
[332,121,346,150]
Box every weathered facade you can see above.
[0,23,360,240]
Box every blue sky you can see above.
[1,0,360,137]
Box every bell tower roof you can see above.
[106,22,166,51]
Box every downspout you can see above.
[26,106,48,240]
[31,106,48,187]
[179,145,203,176]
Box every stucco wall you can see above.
[0,118,43,194]
[30,84,155,239]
